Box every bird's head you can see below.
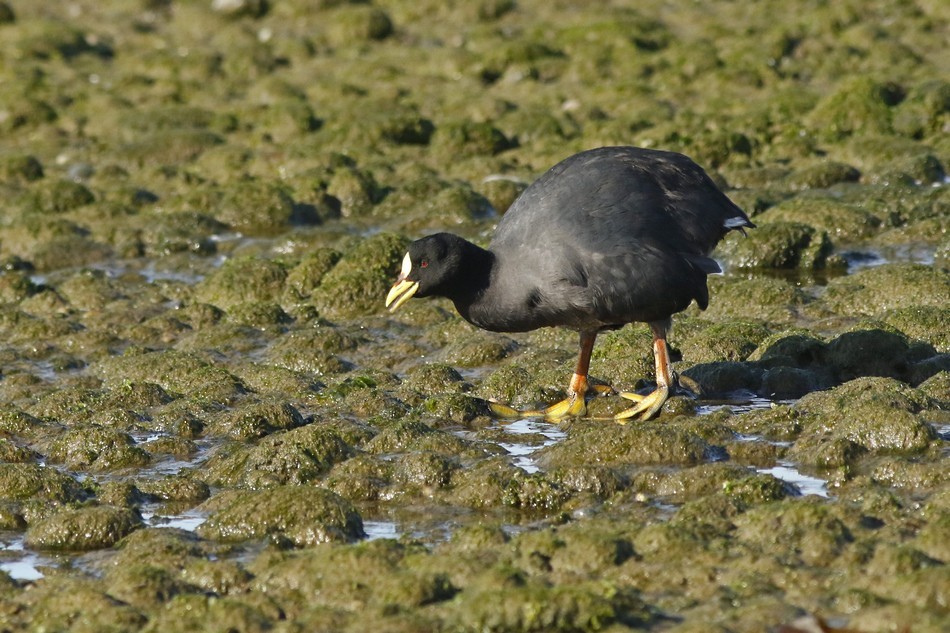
[385,233,469,312]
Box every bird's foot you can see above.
[487,400,524,419]
[536,390,587,419]
[487,382,615,421]
[615,385,669,422]
[589,383,616,397]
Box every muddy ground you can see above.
[0,0,948,631]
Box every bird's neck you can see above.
[441,240,500,328]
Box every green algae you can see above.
[822,263,950,316]
[0,0,946,631]
[25,505,142,551]
[47,426,151,471]
[310,232,408,319]
[202,421,354,487]
[197,485,364,546]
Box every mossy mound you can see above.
[202,422,355,487]
[821,264,949,316]
[194,257,288,309]
[197,485,364,546]
[310,232,408,319]
[25,505,142,551]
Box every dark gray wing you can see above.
[490,147,746,326]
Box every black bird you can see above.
[386,146,753,421]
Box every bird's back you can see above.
[488,146,751,329]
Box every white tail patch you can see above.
[724,217,748,229]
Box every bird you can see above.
[385,146,754,421]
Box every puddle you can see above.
[364,520,400,541]
[495,417,568,473]
[140,506,207,531]
[0,537,52,581]
[757,462,830,498]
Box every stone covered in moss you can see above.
[203,421,354,487]
[538,423,711,470]
[756,196,882,241]
[733,498,852,566]
[25,505,142,551]
[197,485,364,546]
[719,221,837,269]
[9,576,146,631]
[0,463,85,502]
[787,377,937,467]
[206,399,306,440]
[283,248,342,301]
[881,305,950,353]
[821,263,949,316]
[310,232,408,319]
[805,76,900,141]
[94,349,246,402]
[676,320,772,365]
[194,256,288,309]
[47,426,150,471]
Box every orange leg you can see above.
[538,330,601,419]
[615,321,672,421]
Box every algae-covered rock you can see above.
[206,399,306,440]
[677,320,772,364]
[755,197,882,242]
[786,161,861,190]
[194,256,288,309]
[881,305,950,353]
[893,79,950,139]
[0,462,85,503]
[446,578,652,633]
[787,377,937,465]
[94,349,246,402]
[326,164,384,218]
[823,327,912,382]
[47,426,150,471]
[203,421,354,487]
[103,562,198,611]
[225,300,292,329]
[538,423,711,469]
[310,232,408,319]
[251,539,452,615]
[432,120,514,157]
[733,498,851,566]
[0,153,43,183]
[25,505,142,551]
[805,76,900,141]
[702,275,810,324]
[119,129,224,167]
[682,361,763,395]
[141,594,273,633]
[822,263,949,316]
[12,576,146,632]
[841,135,946,185]
[447,457,550,510]
[283,247,342,301]
[197,485,364,546]
[24,179,95,214]
[718,221,836,270]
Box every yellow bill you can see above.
[385,278,419,312]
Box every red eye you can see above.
[420,260,428,268]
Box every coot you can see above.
[386,146,753,421]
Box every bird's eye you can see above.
[420,259,429,268]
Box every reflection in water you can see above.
[496,417,568,474]
[758,463,829,498]
[1,537,50,581]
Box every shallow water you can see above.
[0,0,947,630]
